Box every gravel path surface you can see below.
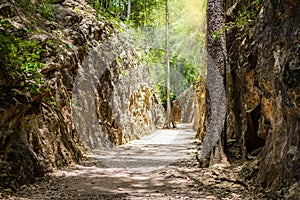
[1,124,254,199]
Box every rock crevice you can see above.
[225,0,300,194]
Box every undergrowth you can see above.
[211,0,262,40]
[0,18,45,93]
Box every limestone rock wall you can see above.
[0,0,163,189]
[225,0,300,193]
[0,0,98,189]
[194,81,206,141]
[73,31,164,148]
[174,87,198,124]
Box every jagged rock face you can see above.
[174,87,198,124]
[0,0,89,189]
[1,0,158,189]
[226,0,300,193]
[73,32,165,148]
[255,0,300,192]
[194,81,206,141]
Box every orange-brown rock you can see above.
[225,0,300,195]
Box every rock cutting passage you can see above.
[1,124,253,200]
[0,0,299,198]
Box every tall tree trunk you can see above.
[142,0,146,29]
[127,0,131,20]
[134,0,139,27]
[121,0,125,15]
[198,0,228,167]
[165,0,171,129]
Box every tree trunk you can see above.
[142,0,146,29]
[121,0,125,15]
[127,0,131,20]
[165,0,171,129]
[198,0,228,167]
[133,0,139,27]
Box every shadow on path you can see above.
[4,123,252,199]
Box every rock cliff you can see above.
[174,87,199,124]
[201,0,300,196]
[225,0,300,195]
[72,30,165,149]
[194,81,206,141]
[0,0,163,189]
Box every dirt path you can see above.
[2,124,253,199]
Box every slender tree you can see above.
[142,0,146,29]
[121,0,125,15]
[127,0,131,20]
[165,0,171,128]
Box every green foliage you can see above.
[145,0,206,105]
[87,0,207,107]
[157,85,176,109]
[0,18,13,29]
[71,98,77,106]
[212,0,261,40]
[226,9,257,32]
[170,54,200,91]
[38,1,54,20]
[42,95,57,108]
[148,49,201,109]
[0,19,45,93]
[14,0,55,23]
[211,29,222,41]
[86,0,165,28]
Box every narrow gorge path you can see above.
[4,124,252,200]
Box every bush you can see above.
[0,19,45,93]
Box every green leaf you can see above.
[34,77,41,84]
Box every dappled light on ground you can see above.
[3,124,252,199]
